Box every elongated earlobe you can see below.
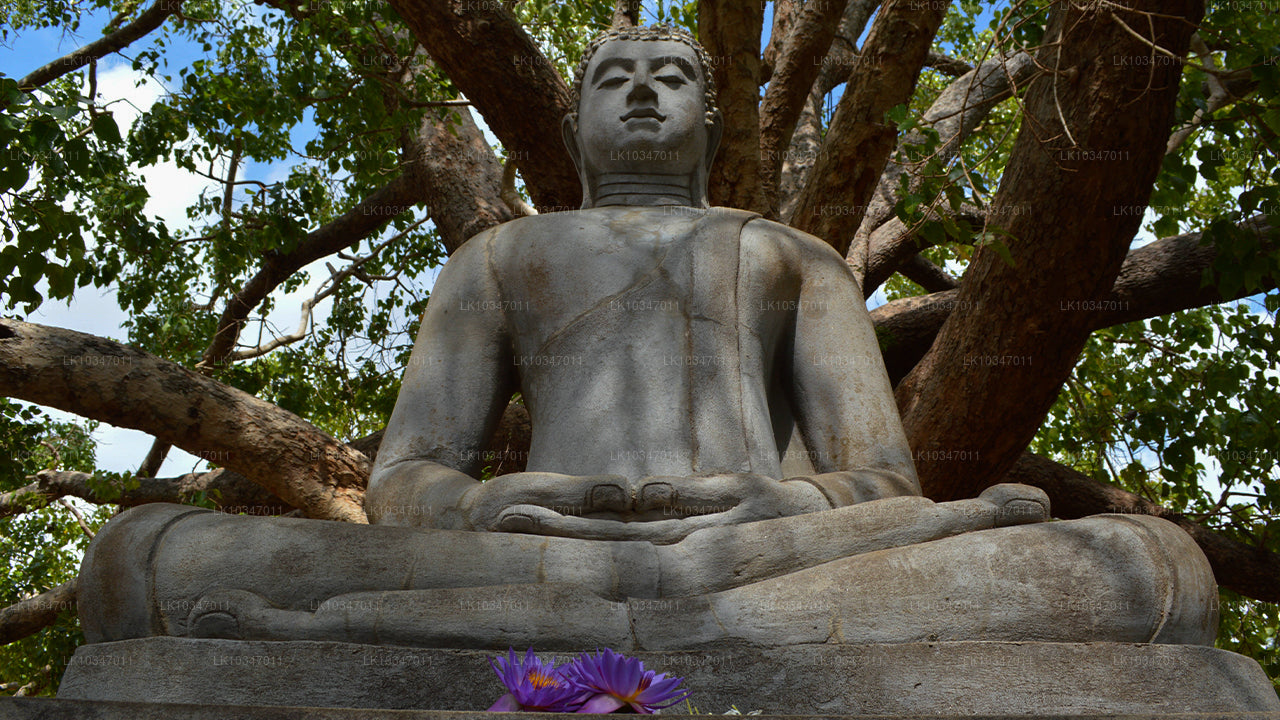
[561,113,594,209]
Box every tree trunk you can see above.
[699,0,766,212]
[895,0,1205,502]
[384,0,579,211]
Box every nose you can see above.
[626,67,658,105]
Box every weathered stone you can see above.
[56,639,1280,714]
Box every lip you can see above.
[621,108,666,122]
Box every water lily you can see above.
[564,648,690,714]
[488,647,586,712]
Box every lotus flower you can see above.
[563,648,690,713]
[488,647,586,712]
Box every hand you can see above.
[484,473,831,544]
[632,473,831,520]
[460,471,631,532]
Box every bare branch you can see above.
[1165,34,1231,154]
[925,51,974,77]
[501,159,537,217]
[57,499,95,539]
[200,173,419,370]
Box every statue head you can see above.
[563,25,722,208]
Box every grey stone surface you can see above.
[8,701,1280,720]
[56,639,1280,714]
[74,26,1223,654]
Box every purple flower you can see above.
[488,648,586,712]
[563,648,690,714]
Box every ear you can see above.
[704,109,723,172]
[561,112,583,174]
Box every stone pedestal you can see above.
[56,638,1278,714]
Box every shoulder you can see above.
[738,215,855,277]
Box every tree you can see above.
[1,0,1278,695]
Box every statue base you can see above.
[56,638,1278,714]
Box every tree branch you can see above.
[852,51,1038,278]
[872,217,1275,385]
[200,173,419,369]
[788,0,954,253]
[898,253,958,292]
[0,468,295,520]
[0,320,368,523]
[758,0,849,216]
[858,203,985,295]
[16,0,182,91]
[382,0,579,210]
[0,580,76,646]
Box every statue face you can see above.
[573,39,709,177]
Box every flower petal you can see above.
[578,693,627,714]
[488,693,521,712]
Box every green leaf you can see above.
[91,114,122,145]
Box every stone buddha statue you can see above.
[76,25,1219,653]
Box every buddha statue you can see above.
[75,25,1218,652]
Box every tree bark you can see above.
[0,580,76,646]
[404,105,514,253]
[895,0,1205,502]
[0,320,368,523]
[699,0,766,212]
[1005,452,1280,602]
[383,0,579,211]
[788,0,952,253]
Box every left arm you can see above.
[769,221,922,505]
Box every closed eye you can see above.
[656,74,686,87]
[597,76,628,89]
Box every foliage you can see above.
[0,400,107,695]
[1029,299,1280,686]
